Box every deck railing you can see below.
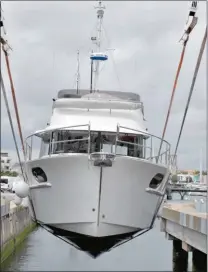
[116,125,171,165]
[25,124,91,161]
[25,123,171,166]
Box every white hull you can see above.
[26,154,169,238]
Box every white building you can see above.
[177,173,194,183]
[11,162,24,176]
[1,152,11,171]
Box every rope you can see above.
[157,5,199,163]
[1,72,38,222]
[1,38,38,223]
[2,47,26,158]
[173,26,207,159]
[156,40,189,162]
[1,71,25,178]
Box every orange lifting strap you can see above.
[1,38,26,157]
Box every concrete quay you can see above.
[160,202,207,272]
[0,195,36,264]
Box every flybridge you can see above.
[54,97,142,111]
[57,89,141,102]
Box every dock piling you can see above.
[172,239,188,272]
[192,248,207,272]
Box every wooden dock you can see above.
[160,202,207,271]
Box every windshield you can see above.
[39,130,144,159]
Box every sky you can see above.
[1,1,207,170]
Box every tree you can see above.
[0,171,18,177]
[171,174,178,183]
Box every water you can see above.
[2,195,206,271]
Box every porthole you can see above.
[32,167,47,183]
[149,173,164,189]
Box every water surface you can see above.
[2,195,206,271]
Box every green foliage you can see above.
[178,171,188,174]
[171,174,178,183]
[177,170,207,176]
[0,171,18,177]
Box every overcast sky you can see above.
[1,1,207,170]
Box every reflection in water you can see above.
[2,220,173,271]
[2,195,206,271]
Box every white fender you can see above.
[15,181,29,198]
[14,195,22,206]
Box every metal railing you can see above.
[25,123,171,166]
[115,125,171,165]
[25,124,91,161]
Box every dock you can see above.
[166,184,207,200]
[160,202,207,272]
[1,194,36,264]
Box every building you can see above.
[177,173,194,183]
[1,152,11,171]
[11,162,24,175]
[200,175,207,184]
[177,170,207,184]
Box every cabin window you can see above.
[51,130,89,154]
[117,134,144,158]
[90,132,116,153]
[38,130,145,158]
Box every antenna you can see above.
[90,1,107,92]
[94,1,105,52]
[76,50,80,95]
[90,50,93,93]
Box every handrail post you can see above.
[30,136,33,160]
[169,146,171,165]
[115,124,119,155]
[150,136,153,161]
[143,137,146,159]
[49,131,52,156]
[165,142,168,164]
[25,142,28,161]
[88,123,91,154]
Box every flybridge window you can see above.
[39,130,145,158]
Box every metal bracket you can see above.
[145,187,164,196]
[89,152,115,167]
[179,16,198,44]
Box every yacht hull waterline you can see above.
[26,154,170,257]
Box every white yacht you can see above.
[24,1,171,257]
